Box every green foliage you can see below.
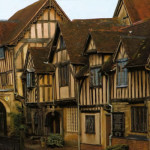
[46,134,64,148]
[106,144,129,150]
[9,104,27,137]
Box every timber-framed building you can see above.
[0,0,150,150]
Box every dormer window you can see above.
[27,72,35,89]
[117,58,128,87]
[0,47,5,59]
[60,36,66,50]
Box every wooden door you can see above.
[45,111,60,135]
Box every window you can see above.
[0,73,7,86]
[0,47,5,59]
[112,112,125,137]
[117,58,128,87]
[59,64,69,86]
[67,108,78,132]
[85,115,95,134]
[27,72,35,88]
[90,68,102,87]
[60,36,66,50]
[131,106,147,133]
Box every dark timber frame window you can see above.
[131,106,147,133]
[1,73,7,86]
[90,67,102,87]
[59,64,69,87]
[27,72,35,89]
[60,36,66,50]
[0,47,5,59]
[117,58,128,87]
[85,115,95,134]
[112,112,125,137]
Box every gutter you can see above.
[105,72,113,146]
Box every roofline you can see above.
[113,40,122,62]
[113,0,132,25]
[8,0,70,45]
[113,0,122,17]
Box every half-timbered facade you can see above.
[0,0,69,136]
[48,19,125,147]
[23,47,55,136]
[77,30,124,149]
[109,35,150,150]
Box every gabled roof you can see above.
[122,18,150,37]
[1,0,70,45]
[29,47,54,73]
[120,36,146,60]
[50,18,124,65]
[114,0,150,23]
[85,31,124,54]
[125,38,150,68]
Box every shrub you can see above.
[9,104,27,137]
[106,144,129,150]
[47,134,64,148]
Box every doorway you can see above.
[0,102,7,136]
[45,111,60,135]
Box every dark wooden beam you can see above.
[22,38,51,43]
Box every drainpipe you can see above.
[105,72,113,146]
[77,80,81,150]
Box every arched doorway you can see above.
[0,102,7,136]
[45,111,60,135]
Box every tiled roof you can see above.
[122,19,150,37]
[121,36,146,60]
[125,38,150,68]
[1,0,70,45]
[56,18,124,65]
[29,47,54,73]
[0,21,18,46]
[89,31,124,54]
[124,0,150,23]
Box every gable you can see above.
[6,0,70,45]
[114,0,150,24]
[114,0,131,25]
[87,39,96,51]
[116,43,128,60]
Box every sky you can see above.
[0,0,118,20]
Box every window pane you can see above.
[60,64,68,86]
[85,115,95,134]
[0,48,4,59]
[90,68,101,87]
[117,59,128,86]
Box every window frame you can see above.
[112,112,125,137]
[67,108,78,132]
[26,72,35,89]
[60,35,66,50]
[131,106,147,133]
[0,47,5,59]
[116,58,128,88]
[85,115,95,134]
[0,73,7,86]
[59,64,69,87]
[90,67,102,88]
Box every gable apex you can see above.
[4,0,70,45]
